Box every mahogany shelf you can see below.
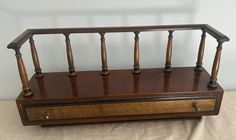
[8,24,229,126]
[16,67,223,125]
[18,67,222,102]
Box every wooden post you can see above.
[29,37,43,78]
[164,30,174,72]
[15,49,33,96]
[208,41,223,88]
[133,32,141,74]
[100,32,109,75]
[195,30,206,71]
[64,34,77,76]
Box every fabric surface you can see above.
[0,91,235,140]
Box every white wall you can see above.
[0,0,235,99]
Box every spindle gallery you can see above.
[7,24,229,126]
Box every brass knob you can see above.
[44,112,51,120]
[192,103,200,112]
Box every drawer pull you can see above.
[44,112,51,120]
[192,103,200,112]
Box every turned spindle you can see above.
[64,34,77,76]
[208,41,223,88]
[29,37,43,78]
[133,32,141,74]
[15,49,33,96]
[100,32,109,75]
[164,30,174,72]
[195,30,206,71]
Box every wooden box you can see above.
[8,24,229,126]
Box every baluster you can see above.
[133,32,141,74]
[195,30,206,71]
[15,49,33,96]
[100,32,109,75]
[208,41,223,88]
[164,30,174,72]
[29,37,43,78]
[64,33,77,76]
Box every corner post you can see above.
[208,41,223,88]
[15,48,33,96]
[29,36,43,78]
[195,30,206,71]
[133,32,141,74]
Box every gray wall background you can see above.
[0,0,235,99]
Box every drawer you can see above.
[25,99,216,121]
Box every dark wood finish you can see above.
[29,37,43,78]
[64,34,77,76]
[17,67,222,102]
[15,50,33,96]
[100,32,109,75]
[164,30,174,72]
[195,30,206,71]
[16,67,223,125]
[208,41,223,88]
[7,24,229,50]
[7,24,229,126]
[133,32,141,74]
[7,24,229,92]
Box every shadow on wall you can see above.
[0,0,199,72]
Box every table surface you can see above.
[1,91,235,140]
[19,67,221,102]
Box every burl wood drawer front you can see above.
[25,99,216,121]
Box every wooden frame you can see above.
[8,24,229,126]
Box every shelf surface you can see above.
[17,67,223,102]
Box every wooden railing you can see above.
[7,24,230,97]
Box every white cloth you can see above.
[0,91,235,140]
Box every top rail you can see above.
[7,24,229,50]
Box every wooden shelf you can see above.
[16,67,224,126]
[9,24,228,126]
[18,67,222,102]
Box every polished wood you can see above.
[15,49,33,96]
[16,67,224,125]
[208,41,223,88]
[195,30,206,71]
[7,24,229,126]
[64,34,77,76]
[133,32,141,74]
[7,24,229,50]
[17,67,222,101]
[100,32,109,75]
[164,30,174,72]
[29,37,43,78]
[25,99,215,121]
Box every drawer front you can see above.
[25,99,216,121]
